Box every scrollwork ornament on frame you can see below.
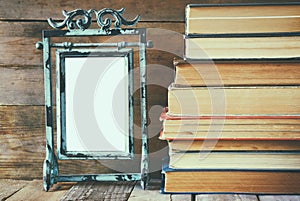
[48,8,140,31]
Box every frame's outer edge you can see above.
[41,28,150,190]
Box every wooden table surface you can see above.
[1,179,300,201]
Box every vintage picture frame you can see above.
[37,8,151,191]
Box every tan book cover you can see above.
[174,60,300,86]
[168,85,300,116]
[186,4,300,35]
[163,169,300,194]
[185,36,300,60]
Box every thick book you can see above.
[167,140,300,152]
[168,151,300,170]
[162,164,300,194]
[160,110,300,140]
[160,118,300,141]
[168,85,300,116]
[184,35,300,60]
[185,3,300,35]
[162,131,300,141]
[174,60,300,86]
[160,111,300,150]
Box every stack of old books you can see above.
[160,3,300,194]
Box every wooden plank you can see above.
[59,182,95,200]
[171,194,192,201]
[128,180,259,201]
[2,0,299,21]
[196,194,258,201]
[0,105,45,178]
[0,106,45,179]
[0,21,50,38]
[0,67,44,105]
[259,195,300,201]
[0,21,184,66]
[0,0,185,21]
[0,36,43,66]
[0,0,290,21]
[7,180,73,201]
[60,181,135,200]
[0,180,27,200]
[128,179,170,201]
[0,21,184,38]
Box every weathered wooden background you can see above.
[0,0,297,180]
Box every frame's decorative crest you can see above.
[48,8,140,31]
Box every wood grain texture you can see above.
[60,181,136,201]
[0,179,27,200]
[0,36,42,66]
[0,67,44,105]
[1,179,299,200]
[128,179,170,201]
[0,23,183,66]
[259,195,300,201]
[6,180,73,201]
[196,194,258,201]
[0,21,184,38]
[1,0,295,21]
[0,106,45,178]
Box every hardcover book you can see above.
[185,36,300,60]
[186,3,300,35]
[168,85,300,116]
[162,163,300,194]
[174,60,300,86]
[160,2,300,195]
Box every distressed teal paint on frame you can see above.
[37,8,151,192]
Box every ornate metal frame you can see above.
[36,8,152,191]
